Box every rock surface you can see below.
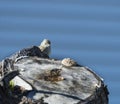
[13,57,109,104]
[0,39,109,104]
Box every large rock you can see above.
[11,57,108,104]
[0,39,109,104]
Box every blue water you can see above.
[0,0,120,103]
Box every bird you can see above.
[61,58,77,67]
[39,39,51,56]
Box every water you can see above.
[0,0,120,103]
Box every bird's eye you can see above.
[47,40,51,44]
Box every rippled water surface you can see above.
[0,0,120,103]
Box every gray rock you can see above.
[13,57,108,104]
[0,39,109,104]
[9,46,49,62]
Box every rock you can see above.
[13,57,109,104]
[12,76,33,91]
[6,39,51,63]
[0,39,109,104]
[9,46,49,62]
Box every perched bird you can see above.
[44,68,64,82]
[39,39,51,56]
[61,58,77,67]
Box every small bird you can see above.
[39,39,51,56]
[44,68,64,82]
[61,58,77,67]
